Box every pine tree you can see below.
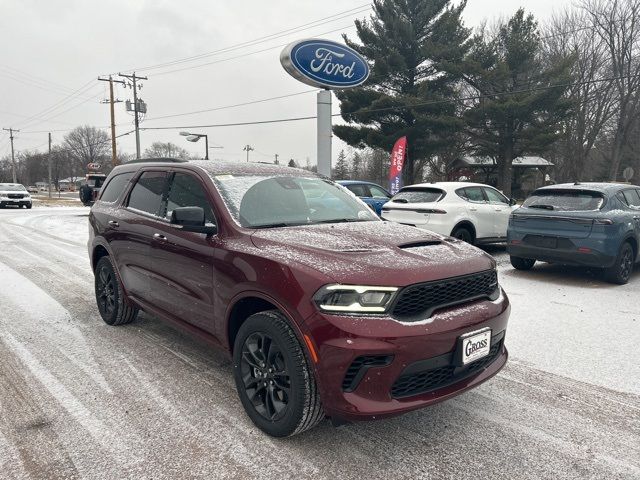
[351,152,363,179]
[460,9,574,196]
[288,159,297,168]
[333,150,350,179]
[334,0,470,184]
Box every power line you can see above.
[152,24,357,77]
[117,4,371,74]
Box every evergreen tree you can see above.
[287,159,297,168]
[334,0,470,184]
[460,9,574,195]
[333,150,350,179]
[351,152,363,179]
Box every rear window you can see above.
[99,172,134,203]
[522,189,605,211]
[391,188,444,204]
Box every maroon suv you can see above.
[89,159,510,437]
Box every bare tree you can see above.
[543,9,616,181]
[63,126,111,172]
[581,0,640,180]
[143,141,191,159]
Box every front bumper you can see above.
[305,288,510,421]
[0,198,31,207]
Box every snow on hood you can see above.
[250,221,495,286]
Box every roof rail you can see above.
[125,157,189,164]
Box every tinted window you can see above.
[127,171,166,216]
[622,189,640,208]
[345,184,369,197]
[522,189,604,211]
[391,188,444,203]
[99,173,133,203]
[369,185,390,198]
[166,173,215,223]
[484,187,509,204]
[461,187,486,203]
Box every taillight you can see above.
[416,209,446,214]
[578,247,592,253]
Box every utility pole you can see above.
[274,153,279,165]
[118,72,148,159]
[98,75,125,166]
[2,127,19,183]
[243,144,254,163]
[48,132,52,199]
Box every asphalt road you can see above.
[0,208,638,480]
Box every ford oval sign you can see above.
[280,39,370,89]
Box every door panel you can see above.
[483,187,511,237]
[460,187,494,238]
[145,172,217,334]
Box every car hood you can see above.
[250,221,495,286]
[0,190,29,195]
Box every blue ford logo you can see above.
[280,39,370,89]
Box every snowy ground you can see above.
[0,207,638,479]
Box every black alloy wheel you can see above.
[452,226,473,244]
[94,256,138,325]
[605,242,634,285]
[240,332,291,421]
[96,263,117,318]
[233,311,324,437]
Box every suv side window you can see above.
[622,189,640,209]
[369,185,390,198]
[462,187,486,203]
[346,184,369,197]
[483,187,509,204]
[99,172,134,203]
[127,171,167,216]
[165,173,216,223]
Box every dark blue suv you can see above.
[337,180,391,215]
[507,183,640,284]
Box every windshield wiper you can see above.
[314,218,370,224]
[250,222,306,229]
[529,204,555,210]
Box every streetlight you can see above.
[179,131,222,160]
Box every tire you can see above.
[451,226,474,244]
[26,203,32,209]
[604,242,634,285]
[233,311,324,437]
[510,256,536,270]
[94,256,138,325]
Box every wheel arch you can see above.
[451,220,477,242]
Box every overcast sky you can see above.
[0,0,574,167]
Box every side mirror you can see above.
[170,206,217,235]
[509,198,517,206]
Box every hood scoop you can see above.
[398,240,442,250]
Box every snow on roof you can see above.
[459,156,554,167]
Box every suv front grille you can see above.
[391,270,498,320]
[7,193,25,199]
[391,339,503,398]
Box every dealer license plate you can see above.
[460,329,491,365]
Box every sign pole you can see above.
[317,90,332,177]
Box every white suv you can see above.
[381,182,517,244]
[0,183,32,209]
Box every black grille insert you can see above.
[391,270,498,320]
[391,339,503,398]
[342,355,393,392]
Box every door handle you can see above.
[108,220,119,228]
[494,208,503,211]
[153,233,167,241]
[469,207,478,211]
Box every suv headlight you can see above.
[313,285,398,313]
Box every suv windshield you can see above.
[391,188,444,204]
[523,189,605,211]
[211,175,378,228]
[0,184,26,192]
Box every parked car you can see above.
[27,185,39,194]
[507,182,640,284]
[337,180,392,215]
[79,173,107,206]
[89,159,509,437]
[381,182,518,244]
[0,183,32,209]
